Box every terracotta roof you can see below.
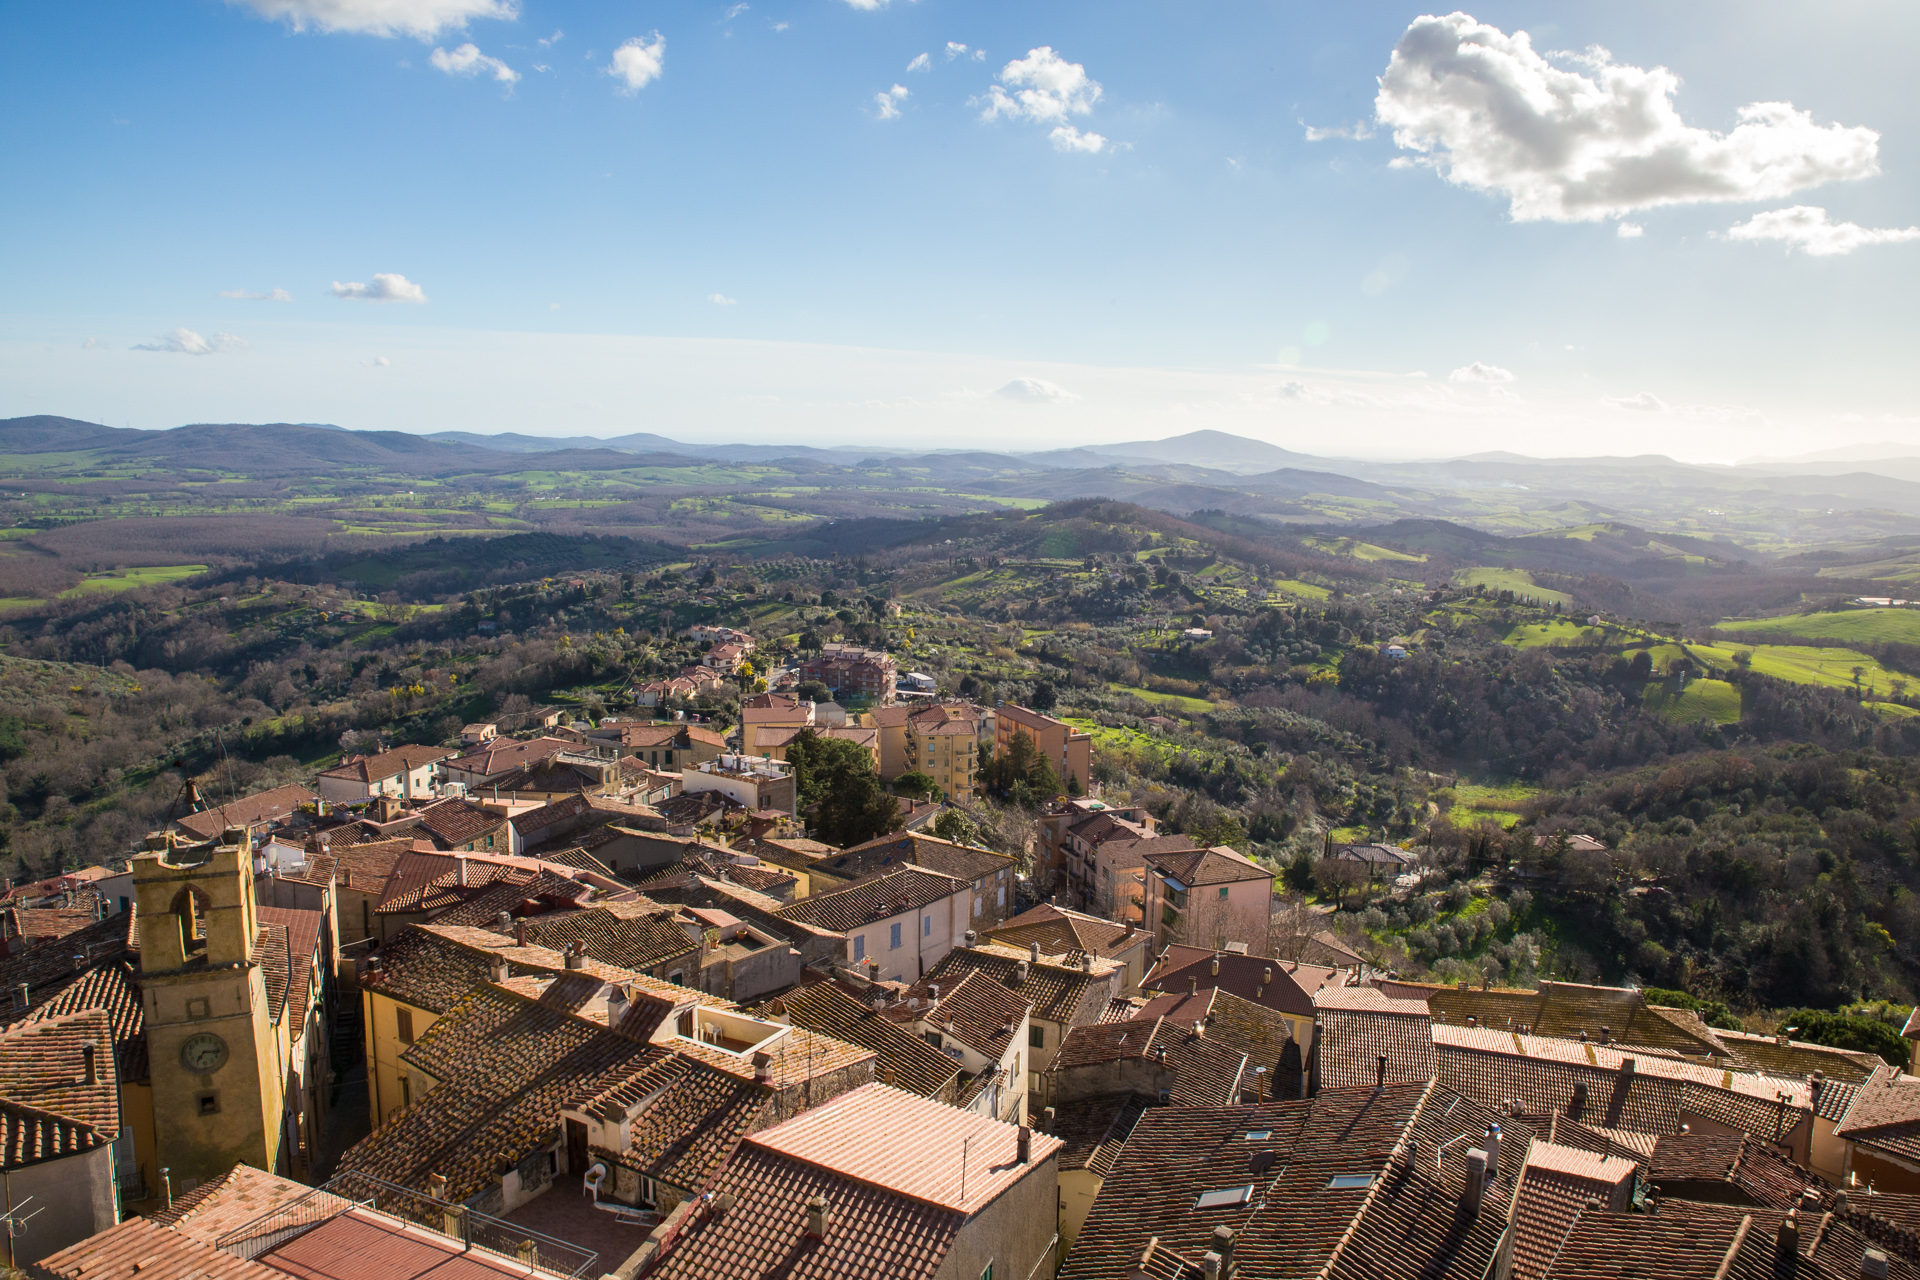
[825,832,1014,887]
[921,942,1121,1027]
[342,980,661,1200]
[896,968,1029,1060]
[375,851,533,915]
[516,905,698,974]
[593,1056,773,1192]
[363,923,711,1016]
[257,905,326,1019]
[1403,979,1730,1059]
[1836,1065,1920,1164]
[412,797,508,849]
[1711,1026,1887,1083]
[444,735,575,779]
[1143,945,1345,1019]
[1050,1091,1150,1176]
[318,744,452,784]
[1546,1116,1659,1166]
[2,904,104,948]
[987,903,1143,960]
[0,1009,119,1169]
[1510,1141,1638,1280]
[1314,1001,1436,1092]
[1314,984,1430,1015]
[153,1163,343,1241]
[1143,844,1273,887]
[255,922,292,1028]
[175,783,316,840]
[774,866,964,933]
[1540,1199,1920,1280]
[1049,1018,1248,1105]
[2,957,147,1081]
[326,837,412,891]
[1058,1083,1533,1280]
[1647,1131,1823,1209]
[263,1206,585,1279]
[745,1081,1061,1213]
[755,984,960,1099]
[32,1216,278,1280]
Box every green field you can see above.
[1305,536,1426,563]
[1719,607,1920,647]
[1106,683,1219,714]
[1453,567,1573,607]
[1266,578,1332,601]
[1505,620,1628,648]
[71,564,209,594]
[1692,641,1905,696]
[1642,677,1742,725]
[1446,781,1540,828]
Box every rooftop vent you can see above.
[804,1193,829,1242]
[1462,1149,1488,1218]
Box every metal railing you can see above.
[324,1170,600,1279]
[214,1184,369,1261]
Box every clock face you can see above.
[181,1032,228,1074]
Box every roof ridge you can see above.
[1311,1077,1438,1280]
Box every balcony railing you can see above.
[213,1170,599,1279]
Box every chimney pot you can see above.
[496,910,511,931]
[753,1050,773,1084]
[1015,960,1030,983]
[1483,1124,1503,1180]
[1017,1125,1032,1164]
[1202,1254,1223,1280]
[1029,942,1041,963]
[1462,1149,1488,1218]
[805,1193,829,1241]
[963,929,977,948]
[1776,1210,1800,1275]
[1212,1225,1236,1269]
[513,919,527,947]
[1210,956,1220,977]
[1189,977,1198,997]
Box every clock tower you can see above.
[134,829,288,1189]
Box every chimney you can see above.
[607,985,629,1021]
[1263,966,1271,986]
[1017,1125,1032,1164]
[1810,1071,1826,1112]
[1600,1026,1612,1046]
[1862,1250,1889,1280]
[1029,942,1041,964]
[1483,1124,1503,1179]
[1081,952,1093,973]
[491,957,510,983]
[1042,1106,1056,1132]
[1211,1226,1236,1275]
[1015,960,1030,983]
[1462,1149,1488,1218]
[753,1051,773,1084]
[804,1194,830,1241]
[1775,1210,1799,1276]
[82,1043,97,1086]
[429,1172,449,1200]
[11,983,26,1011]
[1375,1055,1387,1089]
[1210,956,1220,977]
[456,855,469,889]
[513,919,527,947]
[1617,1057,1636,1091]
[929,984,940,1001]
[1569,1081,1589,1117]
[496,910,512,931]
[1202,1255,1223,1280]
[1123,920,1134,938]
[1189,977,1198,997]
[882,1065,896,1086]
[963,929,977,948]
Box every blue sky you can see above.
[4,0,1919,459]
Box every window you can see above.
[398,1077,410,1108]
[195,1090,220,1116]
[396,1008,414,1045]
[1029,1024,1044,1049]
[1243,1130,1273,1141]
[997,886,1005,907]
[1327,1174,1376,1190]
[890,923,903,950]
[1193,1184,1253,1209]
[853,935,866,963]
[980,1264,994,1280]
[1218,886,1230,900]
[973,895,982,917]
[923,915,932,937]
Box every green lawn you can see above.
[1453,567,1573,607]
[1719,608,1920,647]
[70,564,209,594]
[1505,620,1626,648]
[1106,683,1219,714]
[1266,578,1332,601]
[1304,536,1426,563]
[1642,677,1742,725]
[1692,641,1904,697]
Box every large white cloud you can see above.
[1049,125,1106,154]
[1726,205,1920,257]
[132,328,245,355]
[980,47,1101,126]
[607,34,665,94]
[874,84,909,120]
[331,273,427,303]
[1448,361,1515,384]
[996,377,1077,403]
[430,42,518,82]
[1374,13,1881,223]
[228,0,515,39]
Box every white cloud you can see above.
[708,293,737,305]
[1725,205,1920,257]
[724,4,748,19]
[1449,362,1515,385]
[874,84,909,120]
[1616,222,1645,238]
[840,0,888,9]
[607,34,665,94]
[1049,124,1105,153]
[537,28,560,45]
[981,47,1101,126]
[228,0,516,39]
[1374,13,1881,223]
[946,42,984,62]
[218,287,292,302]
[1604,392,1668,412]
[906,52,930,73]
[996,377,1077,403]
[82,337,100,349]
[132,328,245,356]
[430,42,518,82]
[331,273,427,303]
[1302,120,1374,142]
[366,355,392,367]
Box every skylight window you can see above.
[1243,1130,1272,1141]
[1193,1184,1254,1209]
[1326,1174,1376,1190]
